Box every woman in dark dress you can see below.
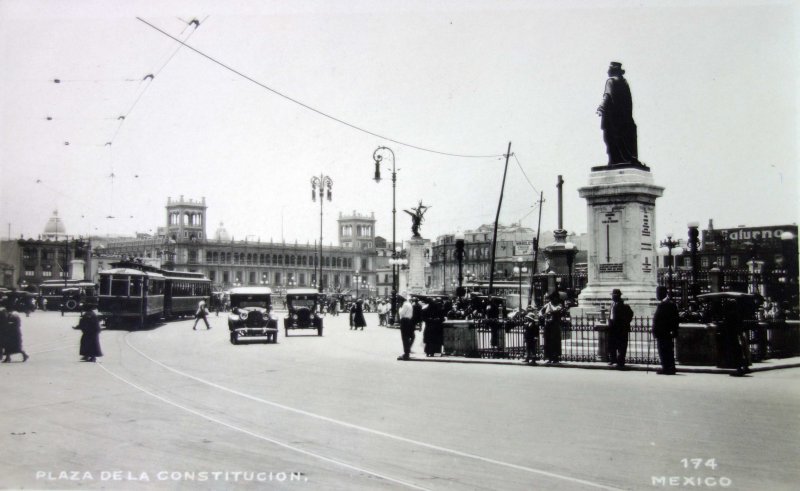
[352,299,367,330]
[423,299,445,357]
[74,308,103,362]
[1,307,29,363]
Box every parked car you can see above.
[283,288,324,336]
[227,287,279,344]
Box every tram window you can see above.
[100,276,111,295]
[111,276,129,296]
[130,277,142,296]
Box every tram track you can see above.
[109,331,622,491]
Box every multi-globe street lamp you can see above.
[311,174,333,293]
[659,232,684,297]
[687,221,701,300]
[372,146,400,322]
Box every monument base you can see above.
[574,282,658,318]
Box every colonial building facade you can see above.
[101,197,378,296]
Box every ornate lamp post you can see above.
[512,257,528,312]
[658,232,684,298]
[454,231,465,297]
[373,146,399,321]
[564,242,578,300]
[687,221,701,300]
[311,174,333,293]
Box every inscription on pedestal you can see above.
[599,263,624,274]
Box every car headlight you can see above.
[240,311,249,320]
[292,314,298,320]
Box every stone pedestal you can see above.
[407,237,427,294]
[576,166,664,317]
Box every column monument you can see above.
[576,62,664,316]
[404,201,430,294]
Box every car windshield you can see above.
[231,296,269,308]
[289,299,316,309]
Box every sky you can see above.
[1,0,798,248]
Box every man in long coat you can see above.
[652,286,679,375]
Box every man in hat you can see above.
[608,289,633,369]
[597,61,640,166]
[652,286,679,375]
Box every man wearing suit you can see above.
[652,286,679,375]
[608,289,633,369]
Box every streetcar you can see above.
[38,279,98,312]
[97,261,211,328]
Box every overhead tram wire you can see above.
[136,17,504,160]
[513,153,539,195]
[108,16,208,145]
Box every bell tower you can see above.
[166,196,207,243]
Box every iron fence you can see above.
[450,317,799,366]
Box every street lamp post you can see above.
[354,271,361,299]
[311,174,333,293]
[513,257,528,312]
[564,242,577,301]
[454,231,465,297]
[659,232,684,298]
[687,222,700,300]
[372,146,399,321]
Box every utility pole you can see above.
[488,142,512,298]
[528,191,544,307]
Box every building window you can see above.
[42,271,52,277]
[701,257,709,268]
[299,273,305,285]
[249,272,256,284]
[731,256,740,268]
[223,272,229,283]
[25,270,35,277]
[209,271,216,282]
[275,272,282,285]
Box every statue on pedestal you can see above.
[404,201,430,238]
[597,61,642,166]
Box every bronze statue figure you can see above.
[597,61,642,166]
[404,201,430,238]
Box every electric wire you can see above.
[513,153,539,195]
[136,17,505,160]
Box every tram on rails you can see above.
[38,279,98,312]
[98,261,211,328]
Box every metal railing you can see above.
[445,317,800,365]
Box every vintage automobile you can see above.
[227,287,279,344]
[283,288,324,336]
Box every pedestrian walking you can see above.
[652,286,679,375]
[540,291,564,364]
[352,299,367,330]
[74,307,102,362]
[608,289,633,369]
[398,296,415,360]
[192,300,211,330]
[1,305,29,363]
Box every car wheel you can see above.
[317,327,323,336]
[230,332,239,345]
[284,328,289,338]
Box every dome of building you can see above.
[214,222,230,242]
[43,210,66,239]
